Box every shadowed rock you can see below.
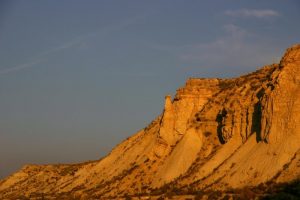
[1,44,300,199]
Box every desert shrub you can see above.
[15,196,30,200]
[59,166,78,176]
[194,191,205,200]
[230,163,236,169]
[239,187,256,199]
[219,81,234,90]
[283,163,289,170]
[124,194,132,200]
[207,190,222,199]
[204,132,212,137]
[221,194,231,200]
[157,196,164,200]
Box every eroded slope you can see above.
[0,45,299,199]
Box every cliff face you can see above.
[1,45,300,199]
[155,79,220,158]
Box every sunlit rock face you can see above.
[156,79,220,156]
[1,45,299,199]
[173,78,220,137]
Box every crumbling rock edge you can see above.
[1,44,300,199]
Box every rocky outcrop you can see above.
[177,45,300,191]
[155,79,220,158]
[0,45,299,199]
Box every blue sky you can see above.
[0,0,299,178]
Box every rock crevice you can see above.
[1,45,300,199]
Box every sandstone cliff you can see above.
[0,45,300,199]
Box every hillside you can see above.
[1,44,300,200]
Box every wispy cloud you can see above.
[223,24,248,39]
[225,9,279,18]
[178,24,280,70]
[0,15,145,76]
[179,24,249,64]
[143,22,281,71]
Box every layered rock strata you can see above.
[0,45,299,199]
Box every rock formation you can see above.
[1,45,300,199]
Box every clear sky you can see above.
[0,0,299,178]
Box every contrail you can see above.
[0,15,145,76]
[0,58,45,75]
